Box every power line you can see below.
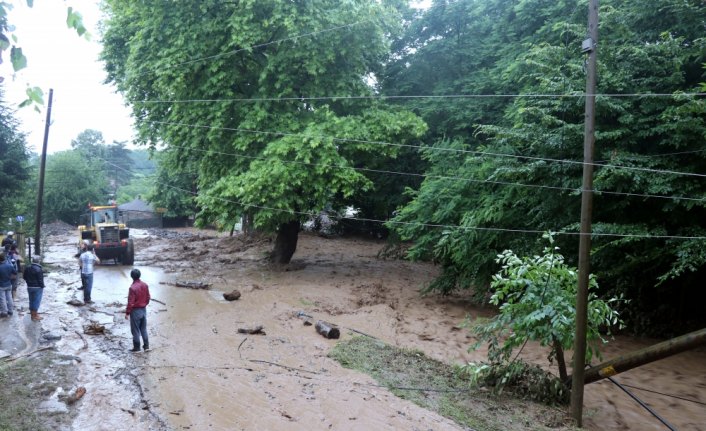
[158,140,706,204]
[137,92,706,104]
[95,155,706,241]
[150,120,706,180]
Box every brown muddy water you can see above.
[37,228,706,430]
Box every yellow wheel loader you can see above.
[77,205,134,265]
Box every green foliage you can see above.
[66,7,87,37]
[116,175,152,204]
[463,236,623,399]
[0,87,31,220]
[146,149,198,218]
[472,235,623,367]
[387,0,706,332]
[70,130,135,193]
[43,151,109,224]
[101,0,426,255]
[0,2,88,108]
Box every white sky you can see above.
[1,0,134,154]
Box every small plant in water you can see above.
[463,233,625,402]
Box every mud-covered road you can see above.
[24,224,706,430]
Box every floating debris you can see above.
[83,322,105,335]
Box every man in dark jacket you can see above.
[1,231,15,252]
[0,251,16,317]
[125,268,150,352]
[23,255,45,321]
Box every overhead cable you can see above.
[95,156,706,241]
[158,140,706,204]
[137,92,706,104]
[150,120,706,180]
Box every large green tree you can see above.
[71,129,134,196]
[43,151,108,224]
[0,87,31,220]
[146,149,198,219]
[101,0,426,262]
[387,0,706,332]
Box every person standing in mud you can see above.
[8,244,22,300]
[125,268,150,352]
[79,244,100,304]
[0,252,16,317]
[23,255,45,321]
[75,242,87,291]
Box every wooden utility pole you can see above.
[34,88,53,255]
[570,0,599,426]
[577,327,706,385]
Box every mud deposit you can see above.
[33,225,706,430]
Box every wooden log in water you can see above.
[237,325,265,335]
[315,320,340,339]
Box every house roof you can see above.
[118,198,154,212]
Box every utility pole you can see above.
[34,89,53,255]
[571,0,599,426]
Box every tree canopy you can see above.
[100,0,426,262]
[385,0,706,333]
[43,150,108,224]
[0,86,30,221]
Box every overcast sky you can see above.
[1,0,133,154]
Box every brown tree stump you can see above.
[315,320,340,339]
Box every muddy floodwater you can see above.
[35,226,706,430]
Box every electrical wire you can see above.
[619,382,706,407]
[157,139,706,203]
[94,155,706,241]
[607,376,678,431]
[136,92,706,104]
[149,120,706,180]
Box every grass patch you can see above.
[0,351,79,431]
[329,337,577,431]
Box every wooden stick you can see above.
[75,330,88,350]
[4,345,54,362]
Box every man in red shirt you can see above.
[125,268,151,352]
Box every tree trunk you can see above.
[242,213,254,236]
[553,336,568,382]
[270,220,300,264]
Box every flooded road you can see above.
[36,226,706,430]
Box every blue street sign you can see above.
[16,216,24,223]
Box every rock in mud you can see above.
[223,290,241,301]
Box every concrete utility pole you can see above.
[570,0,599,426]
[34,88,53,255]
